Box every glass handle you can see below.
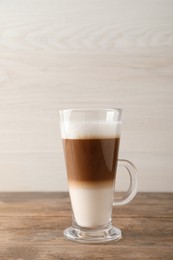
[113,159,139,206]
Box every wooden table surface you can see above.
[0,192,172,259]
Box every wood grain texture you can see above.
[0,192,172,259]
[0,0,173,191]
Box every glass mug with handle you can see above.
[59,108,138,243]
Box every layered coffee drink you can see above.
[61,122,120,228]
[60,109,138,243]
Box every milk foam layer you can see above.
[69,185,114,227]
[60,121,121,139]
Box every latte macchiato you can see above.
[62,122,120,227]
[59,109,138,243]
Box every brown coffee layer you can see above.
[68,179,115,189]
[63,137,120,182]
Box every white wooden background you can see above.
[0,0,173,192]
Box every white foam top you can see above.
[60,121,121,139]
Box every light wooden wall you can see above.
[0,0,173,192]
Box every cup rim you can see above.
[59,108,122,113]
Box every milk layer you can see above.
[69,184,114,228]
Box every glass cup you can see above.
[59,108,138,243]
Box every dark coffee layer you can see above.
[63,137,120,182]
[68,180,115,188]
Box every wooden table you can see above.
[0,192,172,259]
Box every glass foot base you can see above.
[63,226,122,243]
